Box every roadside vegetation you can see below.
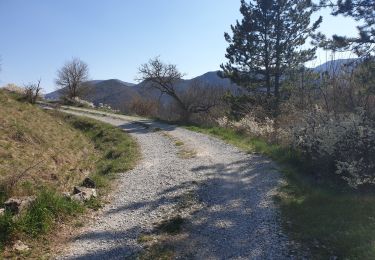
[185,124,375,259]
[0,90,138,257]
[109,0,375,257]
[124,1,375,258]
[52,111,139,190]
[0,90,96,203]
[1,0,373,258]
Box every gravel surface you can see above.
[57,108,291,260]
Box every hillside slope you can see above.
[0,90,96,201]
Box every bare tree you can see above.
[55,58,89,99]
[24,79,42,104]
[137,57,224,121]
[137,57,186,107]
[181,80,225,114]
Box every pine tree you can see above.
[320,0,375,56]
[221,0,322,98]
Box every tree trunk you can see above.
[274,4,282,100]
[180,110,191,123]
[274,72,280,99]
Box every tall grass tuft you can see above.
[18,189,83,237]
[0,189,83,249]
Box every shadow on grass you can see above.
[184,124,375,259]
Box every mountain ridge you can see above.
[45,59,359,111]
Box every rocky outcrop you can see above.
[71,186,97,202]
[12,240,30,252]
[4,196,36,215]
[81,177,96,188]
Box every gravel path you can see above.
[57,108,291,259]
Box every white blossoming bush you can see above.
[292,107,375,188]
[334,119,375,188]
[216,116,231,128]
[216,114,277,142]
[234,114,275,139]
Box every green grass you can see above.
[0,95,139,256]
[175,141,184,147]
[137,234,155,243]
[18,189,84,237]
[185,125,375,259]
[0,90,97,202]
[0,212,14,250]
[53,112,139,191]
[0,189,83,250]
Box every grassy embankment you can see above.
[0,90,138,257]
[185,125,375,259]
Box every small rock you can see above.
[62,192,71,199]
[81,177,96,188]
[329,256,338,260]
[50,173,58,180]
[72,187,97,202]
[0,208,5,216]
[13,240,30,252]
[4,196,36,215]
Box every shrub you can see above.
[334,116,375,188]
[291,107,375,188]
[0,212,14,249]
[23,80,42,104]
[216,114,277,142]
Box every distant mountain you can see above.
[83,79,138,107]
[192,71,233,86]
[46,60,360,113]
[45,71,240,112]
[312,58,359,74]
[45,79,136,101]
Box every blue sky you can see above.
[0,0,359,93]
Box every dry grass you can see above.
[0,91,139,257]
[0,90,97,202]
[161,132,196,159]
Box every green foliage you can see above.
[320,0,375,56]
[222,0,321,96]
[223,93,279,120]
[0,212,14,250]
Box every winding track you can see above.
[57,107,290,259]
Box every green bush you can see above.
[18,189,83,237]
[0,212,14,249]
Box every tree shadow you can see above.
[116,119,178,135]
[175,156,289,259]
[63,155,289,259]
